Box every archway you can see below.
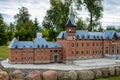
[54,55,58,63]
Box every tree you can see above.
[106,26,116,30]
[42,0,72,41]
[116,27,120,32]
[76,18,87,30]
[14,7,36,41]
[0,14,7,45]
[7,23,16,41]
[83,0,103,31]
[74,0,103,31]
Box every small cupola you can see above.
[37,33,42,38]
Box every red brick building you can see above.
[8,5,120,64]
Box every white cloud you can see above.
[0,0,120,29]
[0,0,50,24]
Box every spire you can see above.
[66,2,76,27]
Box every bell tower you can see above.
[66,3,76,40]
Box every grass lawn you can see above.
[0,46,8,60]
[97,76,120,80]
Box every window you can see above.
[59,50,61,52]
[29,50,33,53]
[54,50,57,52]
[22,50,26,53]
[46,45,48,48]
[93,43,94,46]
[96,43,98,46]
[86,50,89,54]
[41,45,44,48]
[76,51,79,54]
[76,35,79,39]
[72,43,74,47]
[23,45,26,48]
[93,50,94,54]
[106,47,108,54]
[87,43,89,46]
[50,50,52,52]
[112,46,114,54]
[82,43,84,47]
[82,35,84,39]
[15,45,18,49]
[37,45,40,48]
[88,35,90,39]
[81,51,84,54]
[117,47,119,53]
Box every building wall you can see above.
[9,34,120,64]
[9,47,63,64]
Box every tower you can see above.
[66,3,76,40]
[65,3,76,63]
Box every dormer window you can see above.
[88,35,90,39]
[46,45,48,48]
[37,45,40,48]
[23,45,26,48]
[41,45,44,48]
[82,35,84,39]
[101,36,103,39]
[76,35,79,39]
[97,36,99,39]
[93,35,95,39]
[15,45,18,49]
[107,36,109,40]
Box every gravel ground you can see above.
[1,58,120,70]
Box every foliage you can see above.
[0,14,8,45]
[76,18,87,30]
[42,0,72,41]
[106,26,116,30]
[14,7,41,41]
[83,0,103,31]
[6,23,16,41]
[3,68,9,73]
[116,28,120,32]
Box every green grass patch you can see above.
[0,46,8,60]
[97,76,120,80]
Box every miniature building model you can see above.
[8,4,120,64]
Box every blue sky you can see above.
[0,0,120,29]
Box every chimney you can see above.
[37,33,42,38]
